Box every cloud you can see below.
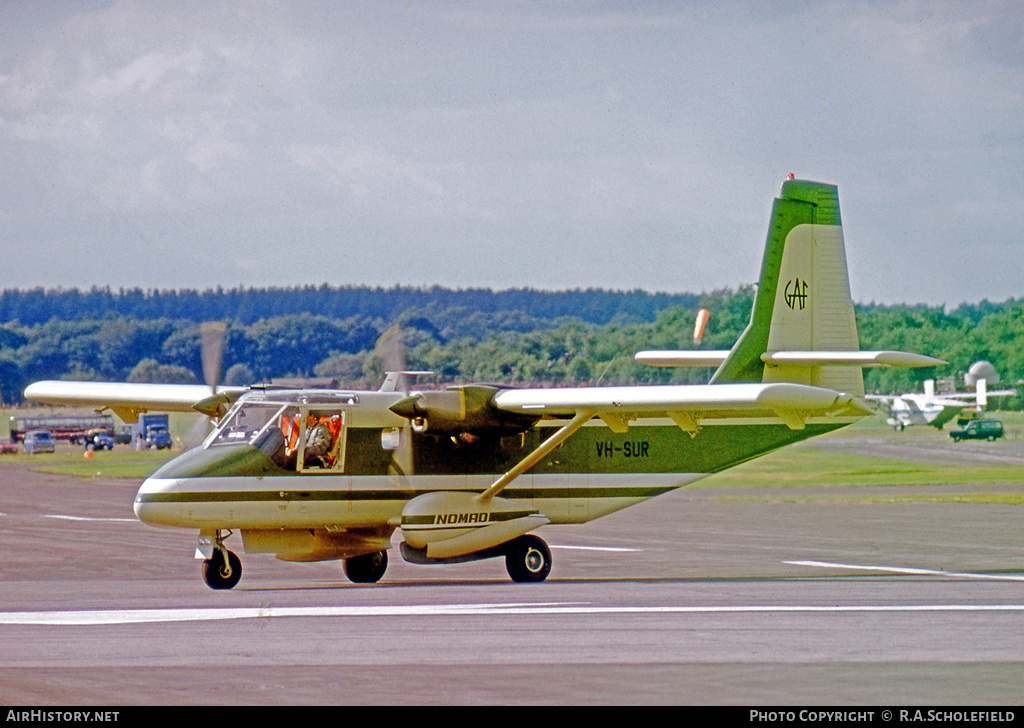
[0,0,1021,306]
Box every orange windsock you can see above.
[693,308,710,346]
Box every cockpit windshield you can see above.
[207,401,285,448]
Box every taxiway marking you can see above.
[41,514,137,523]
[6,602,1024,626]
[786,559,1024,582]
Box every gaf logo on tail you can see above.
[784,278,809,310]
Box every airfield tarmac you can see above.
[2,432,1024,705]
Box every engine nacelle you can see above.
[389,385,539,437]
[400,491,548,560]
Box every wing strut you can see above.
[477,409,595,502]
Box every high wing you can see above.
[22,380,248,422]
[636,350,943,369]
[463,381,875,501]
[493,381,871,428]
[939,387,1017,402]
[866,377,1016,431]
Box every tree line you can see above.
[0,285,1021,407]
[0,284,700,328]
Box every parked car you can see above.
[82,429,115,451]
[145,427,173,450]
[0,442,17,455]
[950,419,1004,442]
[24,430,56,454]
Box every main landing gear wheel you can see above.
[505,534,552,583]
[202,549,242,590]
[344,550,388,584]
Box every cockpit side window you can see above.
[269,406,348,473]
[207,399,349,473]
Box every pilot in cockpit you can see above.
[303,412,335,468]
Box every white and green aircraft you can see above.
[870,363,1016,431]
[24,178,942,590]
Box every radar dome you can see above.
[965,360,999,387]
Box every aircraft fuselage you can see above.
[134,388,852,534]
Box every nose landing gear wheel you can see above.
[202,548,242,590]
[505,534,551,583]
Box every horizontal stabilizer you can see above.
[638,350,943,370]
[634,351,731,367]
[760,351,946,368]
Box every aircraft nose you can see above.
[134,476,182,527]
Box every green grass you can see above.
[719,493,1024,505]
[2,448,177,479]
[698,412,1024,502]
[1,405,206,478]
[702,447,1024,489]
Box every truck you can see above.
[132,413,173,450]
[9,413,114,444]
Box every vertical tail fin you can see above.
[711,178,864,395]
[634,178,941,389]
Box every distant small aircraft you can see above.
[24,178,941,589]
[870,362,1016,431]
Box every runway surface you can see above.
[2,433,1024,705]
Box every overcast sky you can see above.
[1,0,1021,308]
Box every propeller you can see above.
[192,322,233,419]
[186,322,229,446]
[200,321,228,395]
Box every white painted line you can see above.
[786,560,1024,582]
[0,603,576,626]
[6,602,1024,626]
[41,514,137,523]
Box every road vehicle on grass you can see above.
[82,429,115,451]
[950,419,1004,442]
[24,430,55,454]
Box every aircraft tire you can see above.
[505,535,551,583]
[344,550,388,583]
[202,549,242,590]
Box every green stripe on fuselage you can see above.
[135,484,680,506]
